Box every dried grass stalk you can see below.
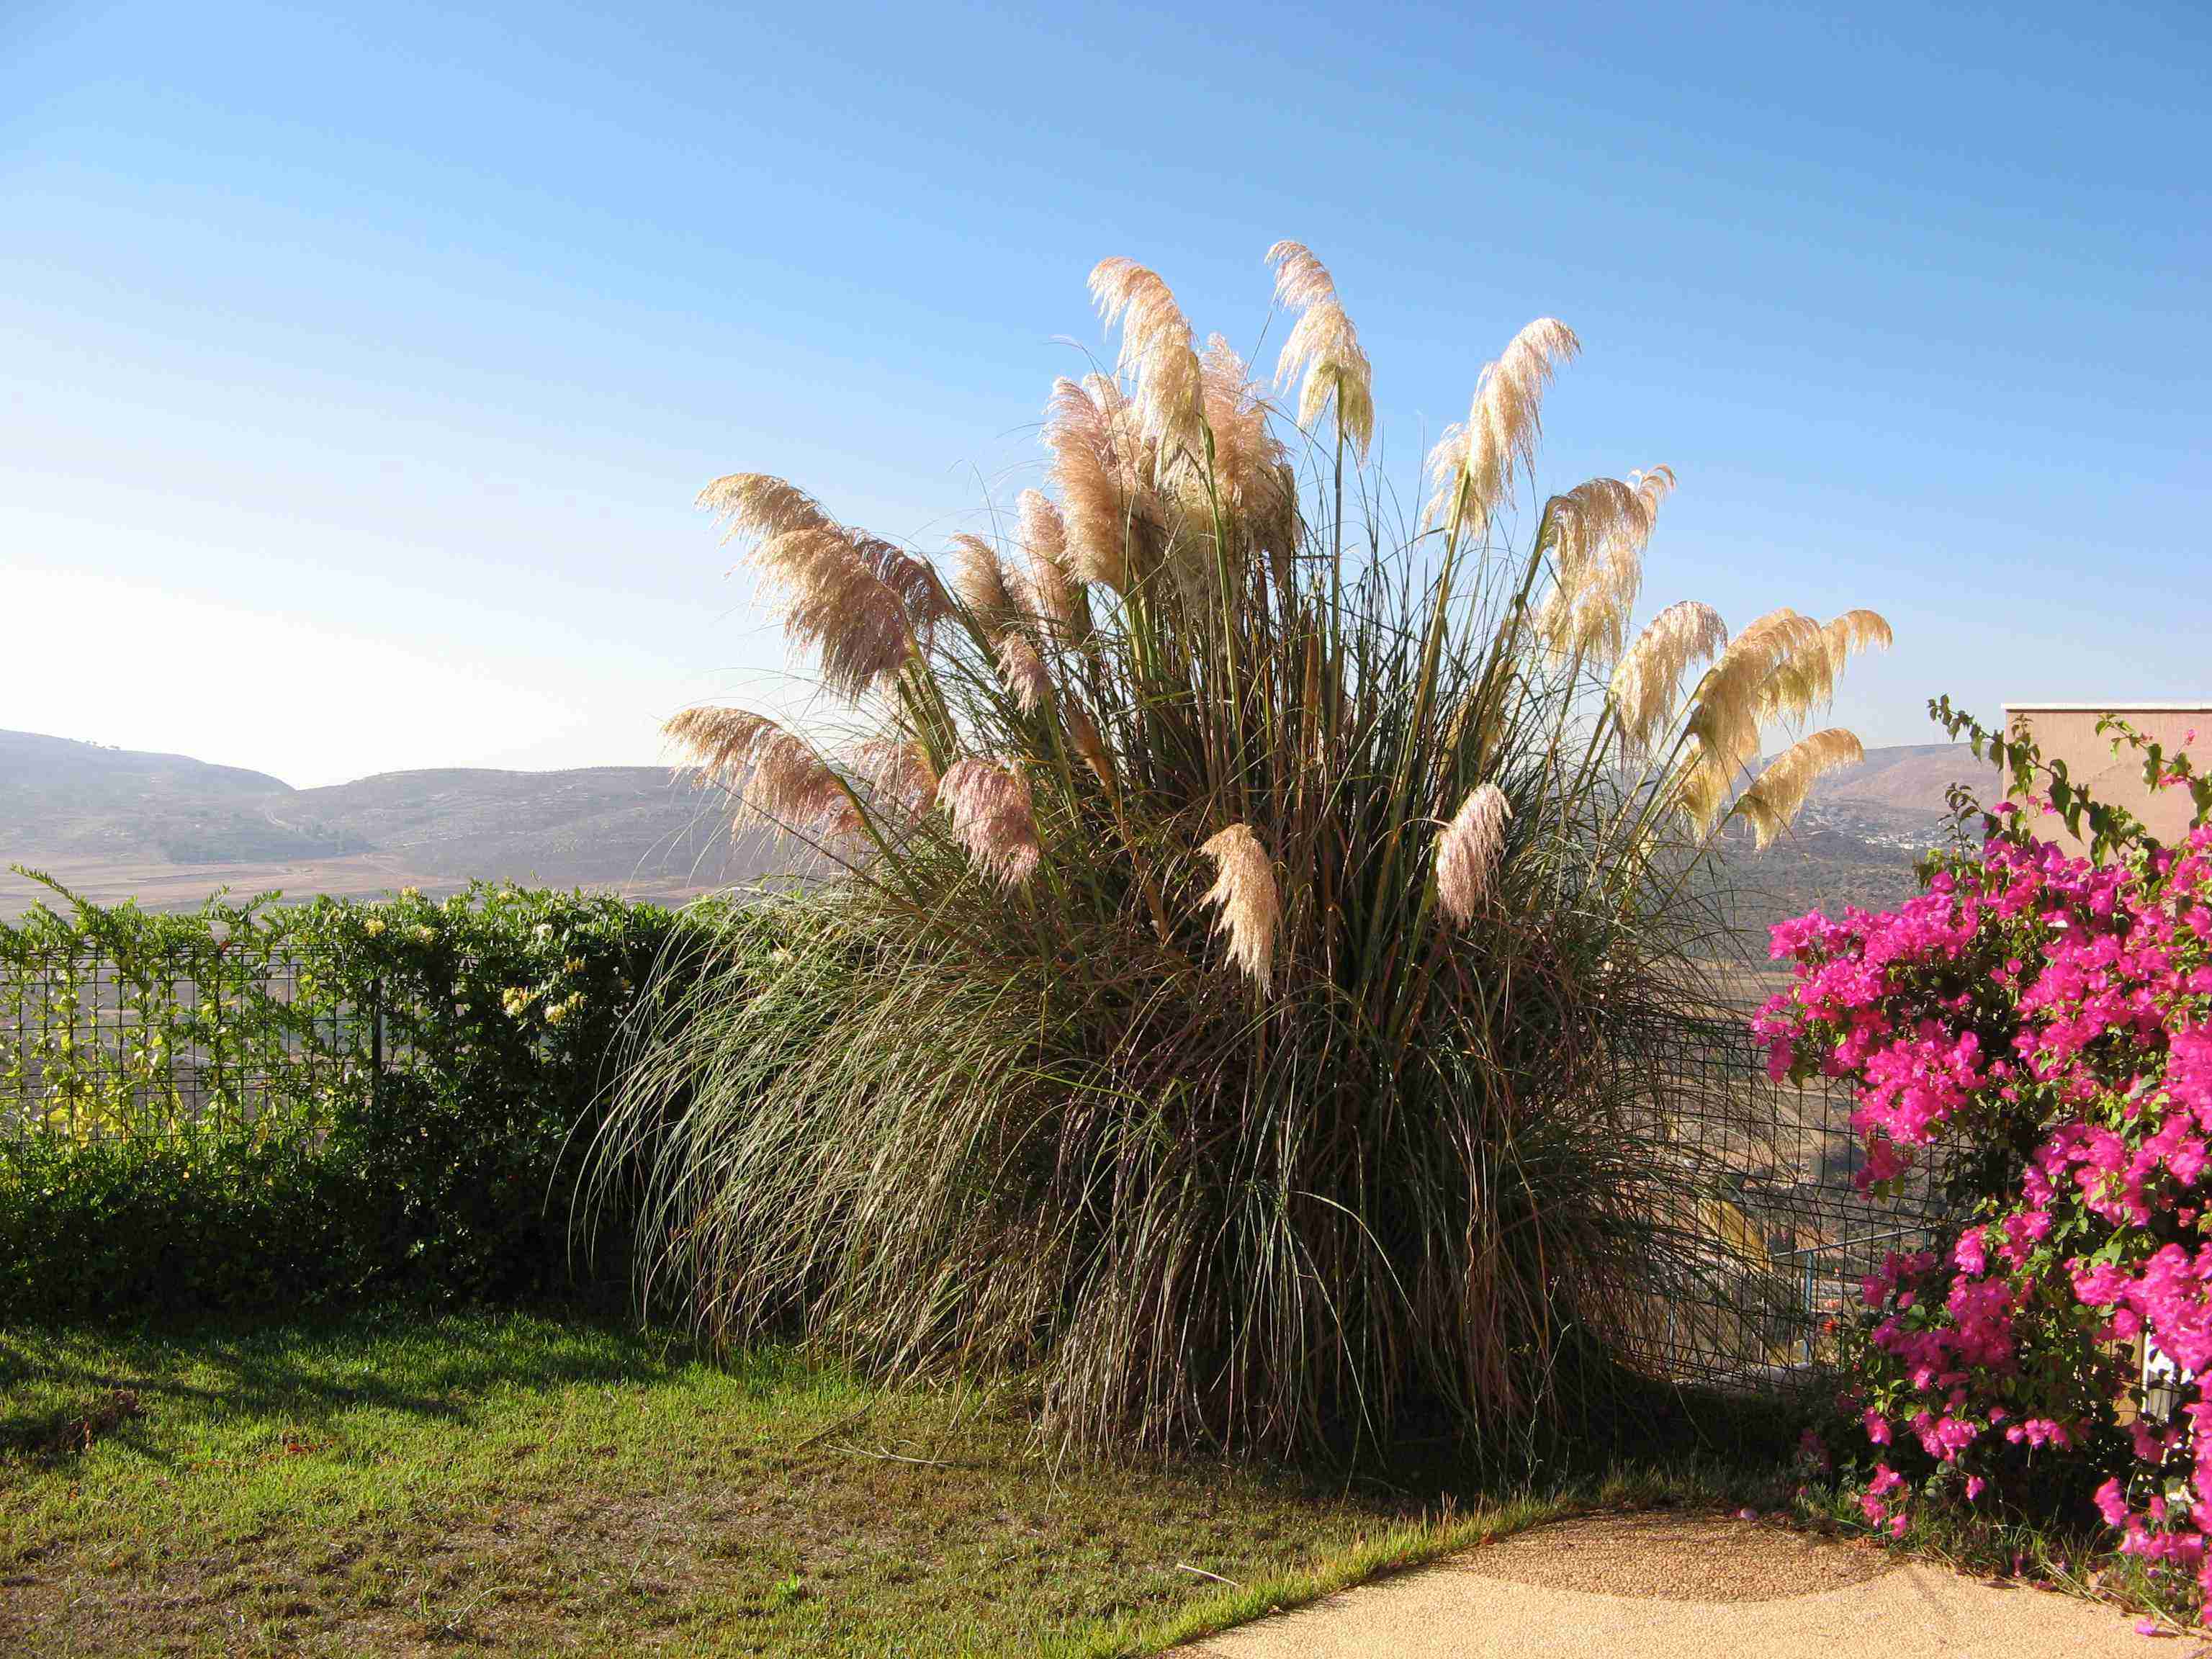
[1198,824,1280,987]
[1062,701,1115,793]
[939,757,1041,888]
[1436,783,1513,925]
[1735,729,1866,849]
[952,532,1015,627]
[1677,608,1827,827]
[1195,336,1293,529]
[696,472,833,542]
[698,472,923,701]
[1759,607,1892,724]
[1266,240,1375,459]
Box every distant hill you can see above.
[1809,740,1984,824]
[0,729,365,864]
[0,729,779,917]
[0,730,1980,925]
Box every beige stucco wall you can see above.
[2002,704,2208,854]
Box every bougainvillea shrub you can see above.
[1756,705,2212,1611]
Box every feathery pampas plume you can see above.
[952,533,1015,626]
[1424,318,1580,531]
[1436,783,1513,925]
[1266,240,1375,459]
[664,706,858,835]
[1535,467,1674,662]
[1198,824,1280,987]
[1609,600,1728,755]
[995,630,1053,715]
[1735,729,1866,850]
[1759,607,1894,724]
[1676,608,1827,828]
[697,472,925,701]
[1195,336,1292,527]
[1043,375,1151,591]
[938,757,1041,888]
[1016,488,1091,643]
[850,737,938,821]
[1089,258,1205,460]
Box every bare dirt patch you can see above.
[1452,1509,1892,1602]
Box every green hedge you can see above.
[0,878,737,1320]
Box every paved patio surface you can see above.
[1178,1511,2167,1658]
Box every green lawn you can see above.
[0,1308,1786,1657]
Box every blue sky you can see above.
[3,0,2205,786]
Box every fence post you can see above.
[369,975,384,1112]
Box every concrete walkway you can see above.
[1179,1513,2165,1658]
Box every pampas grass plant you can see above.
[591,241,1887,1459]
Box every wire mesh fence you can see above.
[4,937,1956,1393]
[1621,1010,1962,1390]
[0,945,401,1143]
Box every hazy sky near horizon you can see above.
[4,1,2206,788]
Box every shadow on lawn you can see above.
[0,1303,698,1466]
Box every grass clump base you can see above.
[603,239,1892,1460]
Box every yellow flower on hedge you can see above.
[362,917,387,937]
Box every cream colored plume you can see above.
[1436,783,1512,925]
[1043,375,1154,591]
[1198,824,1281,988]
[1015,489,1091,644]
[1424,318,1580,531]
[1089,257,1205,459]
[853,534,952,634]
[1536,467,1676,662]
[1266,240,1375,459]
[951,533,1014,626]
[1195,336,1292,522]
[850,737,938,821]
[696,471,923,700]
[1676,609,1827,828]
[664,706,858,835]
[938,757,1041,888]
[1759,607,1894,723]
[995,629,1053,715]
[1609,601,1728,754]
[696,472,832,543]
[1735,729,1866,850]
[773,544,922,701]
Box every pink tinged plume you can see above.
[938,757,1042,889]
[1437,783,1512,925]
[1198,824,1282,989]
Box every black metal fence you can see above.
[0,947,401,1143]
[4,941,1955,1393]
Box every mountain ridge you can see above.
[1,729,1981,920]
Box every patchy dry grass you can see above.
[0,1308,1786,1656]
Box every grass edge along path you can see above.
[0,1306,1796,1658]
